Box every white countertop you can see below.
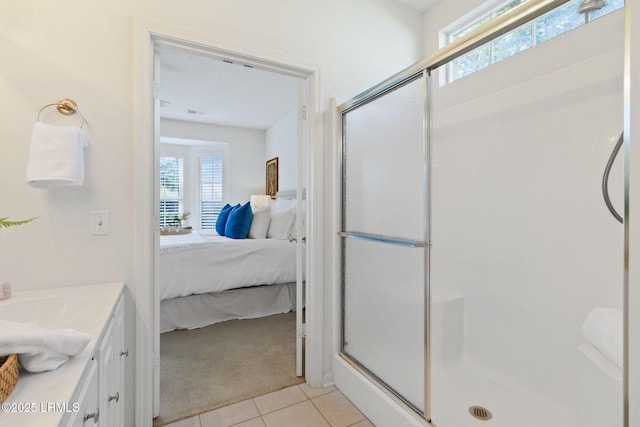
[0,282,124,427]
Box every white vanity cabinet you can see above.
[67,359,99,426]
[66,293,127,426]
[0,282,127,427]
[98,297,126,426]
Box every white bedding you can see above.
[158,232,297,300]
[160,282,296,332]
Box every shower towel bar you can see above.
[338,231,429,248]
[37,98,84,128]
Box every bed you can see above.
[158,197,302,332]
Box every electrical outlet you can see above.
[91,210,110,235]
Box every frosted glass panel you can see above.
[341,75,427,415]
[343,238,425,412]
[430,48,624,426]
[343,76,426,240]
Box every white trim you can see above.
[140,20,317,78]
[135,18,324,425]
[330,96,342,365]
[306,67,325,387]
[134,19,156,427]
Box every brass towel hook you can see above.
[37,98,85,128]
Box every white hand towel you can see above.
[26,122,88,188]
[582,307,623,369]
[0,320,91,372]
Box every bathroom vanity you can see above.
[0,282,126,427]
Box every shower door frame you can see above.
[337,0,629,425]
[338,69,432,418]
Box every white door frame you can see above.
[135,19,324,426]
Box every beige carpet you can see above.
[153,312,304,426]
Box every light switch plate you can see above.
[91,210,110,235]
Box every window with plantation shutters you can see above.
[159,156,184,227]
[200,153,223,230]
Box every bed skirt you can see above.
[160,282,297,333]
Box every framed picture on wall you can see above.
[266,157,279,199]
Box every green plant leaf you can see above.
[0,217,38,229]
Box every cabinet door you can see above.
[99,318,117,425]
[67,358,99,426]
[96,295,126,427]
[114,296,126,427]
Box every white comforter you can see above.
[158,233,297,300]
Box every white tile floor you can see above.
[162,384,375,427]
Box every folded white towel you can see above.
[0,320,91,372]
[26,122,88,188]
[583,307,623,369]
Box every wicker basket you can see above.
[0,354,19,403]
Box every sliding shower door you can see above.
[340,73,428,415]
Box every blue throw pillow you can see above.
[215,203,235,236]
[225,202,253,239]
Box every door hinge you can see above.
[299,105,307,121]
[152,351,160,370]
[299,323,307,338]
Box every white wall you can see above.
[161,119,265,203]
[266,108,299,192]
[422,0,487,57]
[0,1,423,424]
[164,110,301,210]
[0,0,422,283]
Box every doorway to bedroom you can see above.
[151,41,311,426]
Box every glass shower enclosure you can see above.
[340,73,429,415]
[338,1,625,426]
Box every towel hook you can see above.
[37,98,84,128]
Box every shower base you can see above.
[430,357,574,427]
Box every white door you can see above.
[152,46,161,418]
[296,81,307,377]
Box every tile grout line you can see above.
[229,385,315,427]
[308,390,370,427]
[247,384,334,427]
[248,384,317,417]
[308,394,334,427]
[197,384,356,427]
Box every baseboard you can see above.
[322,372,334,388]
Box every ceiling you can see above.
[158,45,301,130]
[158,1,438,130]
[391,0,439,12]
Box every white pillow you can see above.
[289,211,304,240]
[248,206,271,239]
[267,207,295,239]
[269,198,295,213]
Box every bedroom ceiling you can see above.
[158,45,301,130]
